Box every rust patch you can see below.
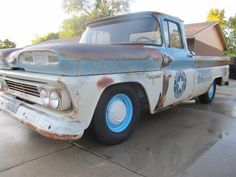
[25,122,80,141]
[23,43,165,61]
[154,73,171,111]
[194,56,230,68]
[161,53,173,68]
[97,77,114,89]
[53,87,63,93]
[65,106,79,119]
[0,109,80,141]
[145,48,163,60]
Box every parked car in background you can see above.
[0,11,230,145]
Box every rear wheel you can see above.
[198,81,216,104]
[92,85,141,145]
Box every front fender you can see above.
[59,71,163,129]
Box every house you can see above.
[185,22,227,56]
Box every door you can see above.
[158,17,195,108]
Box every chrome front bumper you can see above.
[0,96,84,140]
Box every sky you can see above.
[0,0,235,47]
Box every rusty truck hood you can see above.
[0,48,23,69]
[0,43,164,76]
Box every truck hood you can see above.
[0,48,23,69]
[0,43,164,76]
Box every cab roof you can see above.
[87,11,183,27]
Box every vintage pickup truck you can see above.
[0,12,230,145]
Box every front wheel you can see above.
[198,81,216,104]
[92,85,141,145]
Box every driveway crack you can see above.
[0,145,74,173]
[71,142,147,177]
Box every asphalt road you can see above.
[0,80,236,177]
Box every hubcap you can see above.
[208,83,214,98]
[107,99,127,125]
[106,94,133,133]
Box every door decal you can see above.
[174,71,187,98]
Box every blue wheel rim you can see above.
[208,83,214,98]
[105,94,133,133]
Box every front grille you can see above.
[5,80,40,97]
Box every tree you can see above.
[0,39,16,49]
[225,15,236,58]
[32,32,59,44]
[59,0,130,38]
[62,0,130,16]
[207,8,226,29]
[206,9,236,57]
[59,15,90,38]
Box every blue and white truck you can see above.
[0,12,230,145]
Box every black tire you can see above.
[92,85,141,145]
[198,81,216,104]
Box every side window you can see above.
[163,20,183,49]
[163,21,170,47]
[169,22,183,48]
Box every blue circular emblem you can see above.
[174,71,187,98]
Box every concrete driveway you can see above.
[0,80,236,177]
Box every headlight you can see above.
[49,90,61,109]
[40,87,70,110]
[40,89,49,105]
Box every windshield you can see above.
[80,17,162,45]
